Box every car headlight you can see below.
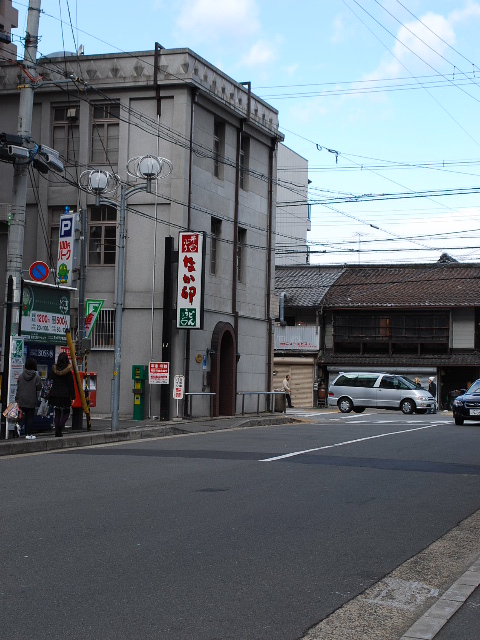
[453,398,464,406]
[418,396,430,401]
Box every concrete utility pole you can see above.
[3,0,41,344]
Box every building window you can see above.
[213,120,225,179]
[88,205,117,265]
[91,308,115,349]
[49,206,76,269]
[239,136,249,190]
[91,103,120,165]
[52,106,79,164]
[210,217,221,275]
[237,227,246,282]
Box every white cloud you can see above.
[240,38,277,67]
[366,4,480,82]
[175,0,260,43]
[449,1,480,24]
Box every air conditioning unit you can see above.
[66,107,79,120]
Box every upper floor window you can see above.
[89,205,117,265]
[210,217,222,275]
[91,103,120,165]
[239,136,250,190]
[52,106,79,164]
[237,227,246,282]
[213,120,225,179]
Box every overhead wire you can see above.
[7,2,480,262]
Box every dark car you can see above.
[452,380,480,425]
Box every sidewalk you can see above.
[0,411,297,457]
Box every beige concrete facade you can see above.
[0,48,283,418]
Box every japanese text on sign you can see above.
[149,362,169,385]
[176,232,204,330]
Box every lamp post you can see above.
[80,155,173,431]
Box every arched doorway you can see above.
[210,322,237,416]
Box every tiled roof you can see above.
[322,262,480,308]
[320,351,480,367]
[275,265,345,307]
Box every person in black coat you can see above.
[48,352,76,437]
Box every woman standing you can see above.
[49,352,76,437]
[15,357,43,439]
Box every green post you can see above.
[132,365,147,420]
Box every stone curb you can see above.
[400,558,480,639]
[0,415,296,457]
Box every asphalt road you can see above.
[2,410,480,640]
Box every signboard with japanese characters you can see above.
[85,299,104,338]
[21,281,71,344]
[56,212,79,286]
[149,362,170,385]
[8,336,25,405]
[173,375,185,399]
[176,231,205,330]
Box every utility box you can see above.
[72,371,97,408]
[132,365,148,420]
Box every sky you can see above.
[10,0,480,265]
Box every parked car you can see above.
[328,372,436,414]
[452,380,480,425]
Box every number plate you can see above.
[469,409,480,415]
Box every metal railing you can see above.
[183,392,216,418]
[237,391,286,416]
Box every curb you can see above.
[0,414,296,457]
[400,556,480,639]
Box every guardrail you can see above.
[183,392,216,418]
[237,391,286,416]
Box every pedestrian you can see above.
[414,377,422,388]
[15,357,43,440]
[283,374,294,408]
[428,377,437,414]
[48,352,76,437]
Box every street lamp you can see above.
[80,155,173,431]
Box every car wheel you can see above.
[401,399,415,414]
[338,397,353,413]
[455,416,464,426]
[353,407,365,413]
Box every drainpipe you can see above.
[266,143,276,395]
[233,125,242,346]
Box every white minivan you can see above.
[328,372,436,414]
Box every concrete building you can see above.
[0,46,283,418]
[275,144,310,266]
[0,0,18,60]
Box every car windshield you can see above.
[467,381,480,395]
[397,376,417,390]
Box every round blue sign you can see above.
[29,261,49,282]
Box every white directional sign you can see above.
[173,375,185,399]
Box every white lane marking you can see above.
[260,424,437,462]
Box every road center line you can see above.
[260,425,437,462]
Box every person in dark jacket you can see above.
[15,357,43,439]
[48,352,76,437]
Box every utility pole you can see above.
[2,0,41,349]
